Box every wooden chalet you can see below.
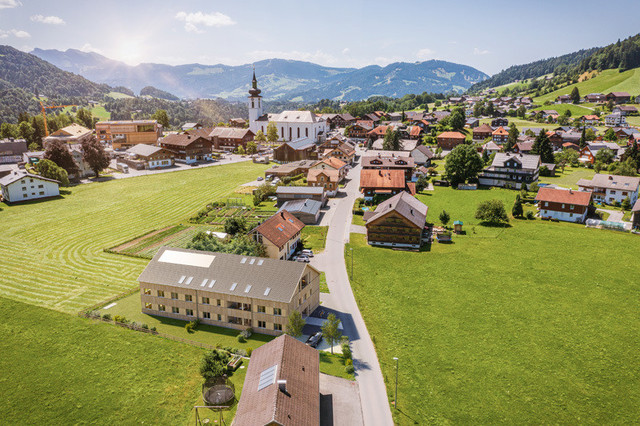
[273,139,318,163]
[364,191,428,249]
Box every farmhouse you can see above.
[251,210,305,261]
[410,145,434,166]
[478,152,541,190]
[491,118,508,127]
[536,188,592,223]
[229,118,246,128]
[0,138,27,164]
[124,144,175,169]
[0,171,59,203]
[273,139,318,163]
[437,131,466,150]
[276,186,326,207]
[473,123,494,140]
[365,191,428,249]
[362,153,414,180]
[266,160,317,178]
[234,334,320,425]
[307,169,340,194]
[347,122,373,139]
[321,143,355,164]
[578,142,622,164]
[309,157,347,181]
[209,127,255,151]
[585,93,606,103]
[323,113,356,128]
[159,134,214,163]
[605,92,631,104]
[138,247,320,335]
[278,199,322,224]
[492,126,509,144]
[96,120,163,149]
[359,169,408,199]
[577,174,640,205]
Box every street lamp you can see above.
[350,248,353,279]
[393,357,399,409]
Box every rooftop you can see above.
[535,187,592,206]
[366,191,428,228]
[254,210,305,248]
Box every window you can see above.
[158,304,166,312]
[274,323,282,331]
[273,308,282,316]
[306,128,309,137]
[186,309,194,316]
[202,312,211,319]
[22,187,26,191]
[39,192,44,196]
[172,307,179,314]
[202,297,210,305]
[171,292,178,300]
[145,303,152,309]
[23,194,28,198]
[217,314,222,321]
[217,299,222,306]
[258,320,266,328]
[157,290,165,298]
[144,288,151,295]
[185,294,192,302]
[257,305,266,313]
[38,184,43,188]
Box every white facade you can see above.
[248,95,263,134]
[588,187,638,205]
[148,158,174,169]
[539,208,587,223]
[605,113,626,127]
[1,174,59,203]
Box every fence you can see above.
[81,286,140,314]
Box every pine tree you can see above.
[531,131,554,163]
[579,128,587,148]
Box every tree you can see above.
[236,145,246,155]
[512,196,524,217]
[224,217,247,235]
[200,350,231,380]
[595,148,614,164]
[622,196,631,210]
[246,141,257,154]
[415,175,429,192]
[254,130,266,142]
[579,128,587,148]
[44,140,79,177]
[531,131,554,163]
[0,122,18,139]
[570,87,581,103]
[18,121,35,145]
[266,122,278,142]
[439,210,450,226]
[152,109,169,128]
[444,144,484,187]
[188,233,265,257]
[321,314,342,354]
[35,158,70,186]
[505,124,519,151]
[475,199,509,224]
[382,127,401,151]
[449,108,465,131]
[285,311,305,337]
[516,105,526,119]
[75,108,93,129]
[604,128,617,141]
[81,139,110,177]
[585,128,596,141]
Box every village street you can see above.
[311,150,394,426]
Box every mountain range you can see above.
[31,48,489,101]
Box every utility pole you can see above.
[393,357,399,409]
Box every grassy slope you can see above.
[535,68,640,104]
[348,187,640,424]
[0,297,207,424]
[531,103,594,116]
[107,91,135,99]
[0,162,268,313]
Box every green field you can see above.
[531,103,595,117]
[301,225,328,253]
[348,187,640,424]
[0,161,268,313]
[535,68,640,104]
[90,104,111,120]
[0,297,215,424]
[539,166,596,189]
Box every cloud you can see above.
[30,14,65,25]
[175,11,235,33]
[416,48,435,60]
[0,0,21,9]
[342,48,350,55]
[0,29,30,38]
[473,47,490,55]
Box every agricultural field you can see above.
[106,91,135,99]
[347,187,640,424]
[0,161,269,313]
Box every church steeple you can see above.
[249,65,261,97]
[248,65,263,134]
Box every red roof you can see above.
[437,131,465,140]
[492,126,508,136]
[409,126,422,137]
[254,210,305,248]
[359,169,406,190]
[535,188,592,206]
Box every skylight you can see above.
[201,279,208,287]
[178,276,186,284]
[257,259,264,266]
[245,285,252,293]
[258,365,278,391]
[249,259,255,265]
[241,257,247,264]
[185,276,193,285]
[264,287,271,296]
[208,280,216,288]
[230,282,238,291]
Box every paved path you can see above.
[311,152,394,426]
[597,208,626,223]
[350,224,367,234]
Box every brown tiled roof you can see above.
[209,127,254,139]
[437,131,465,140]
[359,169,406,189]
[368,125,390,137]
[318,157,346,170]
[160,134,210,147]
[473,123,494,134]
[492,126,508,136]
[255,210,305,248]
[362,154,414,168]
[185,127,214,139]
[535,188,592,206]
[366,191,428,228]
[409,126,422,136]
[307,169,339,182]
[234,334,320,426]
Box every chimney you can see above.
[569,188,573,194]
[608,175,613,180]
[278,380,287,393]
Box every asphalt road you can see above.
[312,152,394,426]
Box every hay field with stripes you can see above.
[0,162,268,313]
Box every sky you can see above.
[1,0,639,75]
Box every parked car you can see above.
[306,332,323,348]
[257,176,264,181]
[300,249,314,257]
[266,175,273,181]
[294,255,310,263]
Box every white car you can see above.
[300,249,314,257]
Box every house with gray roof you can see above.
[278,199,322,224]
[364,191,428,249]
[577,174,640,205]
[478,152,541,190]
[138,247,321,335]
[0,171,60,203]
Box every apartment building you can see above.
[0,171,59,203]
[95,120,163,149]
[577,174,640,205]
[478,152,541,190]
[138,247,320,335]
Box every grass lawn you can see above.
[535,69,640,104]
[319,271,329,293]
[319,352,354,380]
[348,187,640,424]
[0,297,210,424]
[107,91,135,99]
[531,103,594,116]
[301,225,328,253]
[352,214,366,226]
[0,161,269,313]
[90,104,111,120]
[538,166,596,189]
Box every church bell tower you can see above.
[248,67,263,134]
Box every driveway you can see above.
[320,373,364,426]
[310,150,394,426]
[597,208,626,223]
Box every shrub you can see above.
[475,200,509,224]
[113,315,127,323]
[342,346,352,360]
[150,327,157,332]
[237,334,246,343]
[282,176,292,185]
[345,358,353,367]
[237,349,248,357]
[345,365,355,375]
[246,347,253,357]
[102,313,111,320]
[200,350,231,380]
[241,328,253,339]
[141,323,149,330]
[526,210,535,220]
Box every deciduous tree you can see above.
[44,139,79,177]
[81,138,111,177]
[475,199,509,224]
[321,314,342,354]
[444,144,484,187]
[254,130,266,142]
[246,141,257,154]
[152,109,170,128]
[35,158,69,186]
[267,122,278,142]
[285,311,305,338]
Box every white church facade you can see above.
[248,70,326,143]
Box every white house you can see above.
[0,171,60,203]
[577,174,640,205]
[605,112,626,127]
[535,187,592,223]
[248,70,326,143]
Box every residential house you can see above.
[307,169,340,194]
[181,122,203,131]
[578,142,623,164]
[323,113,356,128]
[348,121,373,139]
[478,152,541,190]
[605,112,626,127]
[556,95,572,104]
[491,118,508,127]
[234,334,320,425]
[437,131,466,150]
[482,141,501,155]
[492,127,509,144]
[138,247,320,335]
[0,138,27,164]
[466,118,480,128]
[367,125,393,140]
[229,118,247,128]
[581,115,600,125]
[321,143,355,164]
[359,169,409,199]
[0,171,59,203]
[265,160,316,179]
[535,188,592,223]
[0,164,16,179]
[125,144,175,169]
[513,141,534,154]
[606,92,631,104]
[362,153,414,180]
[68,144,94,178]
[95,120,163,149]
[251,210,305,260]
[473,123,494,141]
[585,93,606,103]
[309,157,346,182]
[159,134,214,163]
[364,191,428,249]
[273,139,318,163]
[577,174,640,204]
[410,145,434,167]
[613,105,638,116]
[210,127,255,151]
[43,124,93,148]
[276,186,326,207]
[278,199,322,225]
[408,126,423,139]
[631,200,640,229]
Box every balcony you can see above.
[227,302,251,312]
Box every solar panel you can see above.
[208,280,216,288]
[245,284,252,293]
[178,276,186,284]
[249,258,255,265]
[257,259,264,266]
[185,276,193,285]
[230,282,237,291]
[258,364,278,391]
[264,287,271,296]
[201,279,208,287]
